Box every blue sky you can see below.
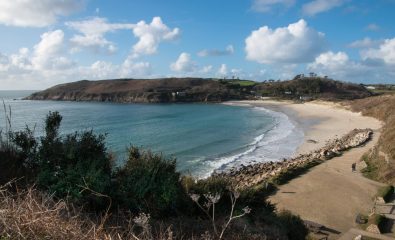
[0,0,394,89]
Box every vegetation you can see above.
[0,110,308,239]
[253,77,372,100]
[348,94,395,184]
[25,78,257,103]
[376,185,394,202]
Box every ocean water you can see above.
[0,90,303,177]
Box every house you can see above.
[176,91,186,97]
[300,96,313,101]
[366,86,376,90]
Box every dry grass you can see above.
[0,182,113,240]
[0,182,266,240]
[346,94,395,184]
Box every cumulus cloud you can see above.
[307,51,367,80]
[302,0,347,16]
[170,53,196,72]
[361,38,395,65]
[32,30,74,70]
[0,0,84,27]
[218,64,228,76]
[66,16,179,56]
[307,51,395,83]
[201,65,213,73]
[121,57,151,77]
[132,17,180,57]
[66,17,135,54]
[348,37,383,49]
[0,29,154,89]
[252,0,295,12]
[245,19,325,64]
[198,45,234,57]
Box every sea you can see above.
[0,90,303,178]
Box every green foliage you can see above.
[376,185,394,202]
[186,176,230,195]
[276,210,309,240]
[361,151,380,180]
[254,77,372,100]
[112,146,182,215]
[37,112,112,207]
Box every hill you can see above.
[253,77,373,100]
[347,94,395,184]
[25,78,256,103]
[25,77,374,103]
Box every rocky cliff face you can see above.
[25,78,254,103]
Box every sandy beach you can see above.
[228,100,382,156]
[227,99,385,238]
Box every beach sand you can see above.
[231,100,382,156]
[227,100,384,238]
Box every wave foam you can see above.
[198,106,303,178]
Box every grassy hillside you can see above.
[25,78,256,103]
[254,77,373,100]
[347,95,395,184]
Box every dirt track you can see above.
[269,129,385,238]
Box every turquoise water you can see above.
[0,91,303,177]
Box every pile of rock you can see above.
[215,128,373,189]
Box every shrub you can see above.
[37,112,112,208]
[376,185,394,202]
[112,146,183,216]
[276,210,309,240]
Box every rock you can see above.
[366,224,381,234]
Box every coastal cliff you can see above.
[24,78,255,103]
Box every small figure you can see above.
[351,163,356,172]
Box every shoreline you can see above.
[225,99,385,235]
[225,99,382,157]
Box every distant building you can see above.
[366,86,376,90]
[284,91,292,95]
[176,91,186,97]
[300,96,313,101]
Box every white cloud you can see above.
[218,64,228,76]
[201,65,213,73]
[66,16,179,56]
[121,57,151,77]
[245,19,325,64]
[307,51,395,83]
[252,0,295,12]
[132,17,180,57]
[198,45,234,57]
[32,30,74,70]
[66,17,135,54]
[0,28,155,89]
[0,0,84,27]
[361,38,395,65]
[302,0,347,16]
[170,53,196,72]
[348,37,383,49]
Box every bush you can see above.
[377,185,394,202]
[112,146,183,216]
[276,210,308,240]
[37,112,113,208]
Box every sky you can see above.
[0,0,394,90]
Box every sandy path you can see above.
[228,100,384,237]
